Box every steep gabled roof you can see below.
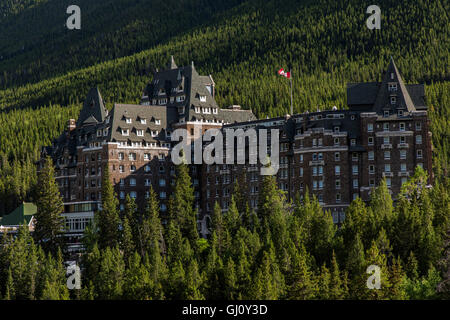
[108,103,177,143]
[77,87,107,126]
[373,57,416,113]
[347,58,426,113]
[0,202,36,226]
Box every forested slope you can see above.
[0,0,448,215]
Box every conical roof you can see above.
[77,87,107,126]
[373,57,416,113]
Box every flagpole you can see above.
[290,68,293,115]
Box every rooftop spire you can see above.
[169,55,177,69]
[372,57,416,113]
[77,87,107,126]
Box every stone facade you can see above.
[39,57,433,240]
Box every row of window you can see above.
[117,141,171,148]
[367,135,422,146]
[115,164,171,174]
[194,106,218,114]
[118,152,166,161]
[367,122,422,132]
[121,129,161,137]
[151,95,185,105]
[84,153,102,162]
[124,117,161,125]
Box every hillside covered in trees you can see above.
[0,0,448,216]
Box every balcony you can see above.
[397,143,409,148]
[381,144,392,149]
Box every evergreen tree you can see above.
[257,175,288,259]
[98,166,121,249]
[34,156,65,254]
[223,257,238,300]
[140,186,165,260]
[362,241,390,300]
[123,252,152,300]
[147,238,168,299]
[121,216,134,263]
[96,246,125,299]
[232,174,248,214]
[41,250,70,300]
[329,251,348,299]
[316,264,331,299]
[121,195,137,262]
[169,162,198,250]
[7,225,38,300]
[184,259,204,300]
[285,243,315,300]
[387,257,407,300]
[211,202,229,255]
[225,195,241,237]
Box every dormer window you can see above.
[97,130,102,137]
[399,122,405,131]
[390,73,394,80]
[137,129,144,137]
[152,99,157,105]
[151,131,158,137]
[176,95,185,102]
[140,118,147,124]
[384,110,390,117]
[195,107,200,113]
[199,95,207,102]
[398,110,404,117]
[350,139,356,146]
[177,85,183,92]
[390,96,396,104]
[213,108,218,114]
[388,83,397,91]
[126,117,132,124]
[159,98,167,105]
[334,126,340,133]
[155,119,161,125]
[122,129,129,136]
[158,88,165,95]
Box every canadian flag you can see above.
[278,68,291,79]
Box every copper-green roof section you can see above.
[0,202,37,226]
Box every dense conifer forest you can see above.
[0,0,448,215]
[0,159,448,299]
[0,0,448,299]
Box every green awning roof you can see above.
[0,202,36,226]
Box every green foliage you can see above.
[1,0,449,218]
[168,162,198,250]
[98,166,121,249]
[0,0,449,301]
[33,156,65,254]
